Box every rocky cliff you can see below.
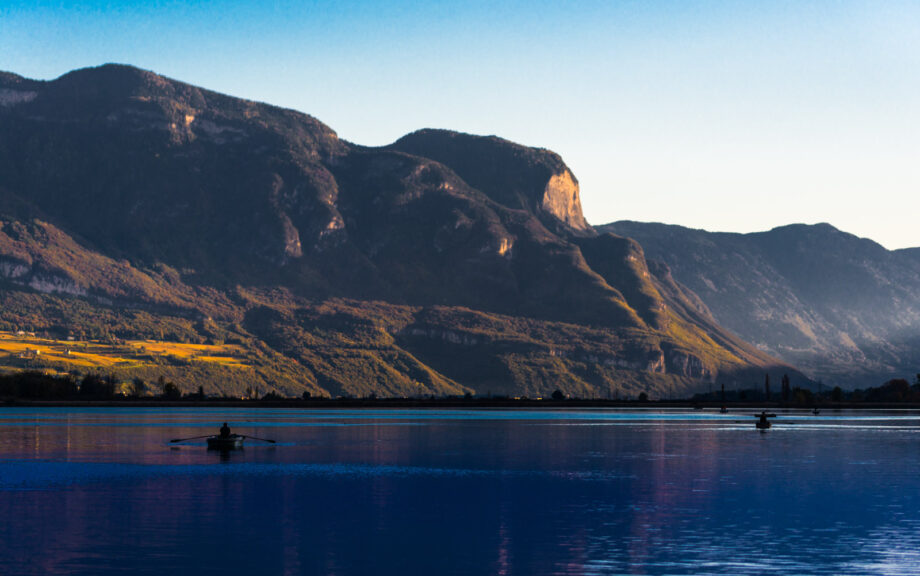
[389,129,591,233]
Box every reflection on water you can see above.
[0,408,919,575]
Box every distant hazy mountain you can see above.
[601,221,920,387]
[0,64,799,398]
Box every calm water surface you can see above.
[0,407,918,575]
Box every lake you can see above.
[0,407,918,575]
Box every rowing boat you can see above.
[207,434,244,450]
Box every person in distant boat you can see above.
[220,422,231,438]
[758,411,769,426]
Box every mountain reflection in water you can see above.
[0,408,918,575]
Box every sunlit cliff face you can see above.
[541,169,589,232]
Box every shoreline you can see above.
[4,398,920,410]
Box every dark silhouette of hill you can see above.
[0,64,800,398]
[602,221,920,387]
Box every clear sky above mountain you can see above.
[2,0,918,248]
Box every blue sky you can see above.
[2,0,918,248]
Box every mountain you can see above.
[0,64,800,398]
[601,221,920,387]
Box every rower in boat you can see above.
[756,411,775,430]
[208,422,244,450]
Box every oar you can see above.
[170,434,213,443]
[733,419,796,424]
[240,435,276,444]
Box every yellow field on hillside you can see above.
[0,332,250,370]
[126,340,247,358]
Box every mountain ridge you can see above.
[0,64,802,397]
[602,220,920,387]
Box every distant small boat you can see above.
[755,411,776,430]
[720,406,728,414]
[207,434,244,450]
[812,408,820,415]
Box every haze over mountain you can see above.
[0,64,799,398]
[602,221,920,388]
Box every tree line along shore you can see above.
[2,370,920,408]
